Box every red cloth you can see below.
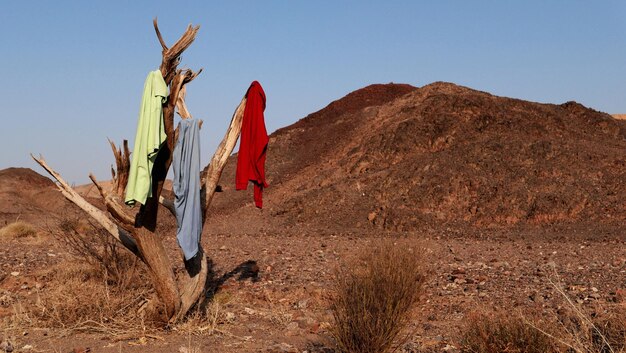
[236,81,268,208]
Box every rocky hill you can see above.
[0,168,77,227]
[3,84,625,236]
[206,82,626,234]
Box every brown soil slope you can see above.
[0,168,76,226]
[207,82,626,234]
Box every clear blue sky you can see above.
[1,1,624,184]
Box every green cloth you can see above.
[125,70,168,206]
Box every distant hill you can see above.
[613,114,626,120]
[4,85,625,236]
[0,168,78,227]
[206,82,626,234]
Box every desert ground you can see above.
[1,83,625,352]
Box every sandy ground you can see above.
[1,227,624,352]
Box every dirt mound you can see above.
[0,168,77,227]
[207,82,626,234]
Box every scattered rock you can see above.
[0,341,13,353]
[451,268,466,275]
[225,312,236,322]
[284,321,300,336]
[266,342,297,353]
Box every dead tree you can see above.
[32,19,248,323]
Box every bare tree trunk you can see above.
[32,19,249,323]
[109,139,130,196]
[202,97,246,220]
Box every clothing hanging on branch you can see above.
[173,118,202,260]
[236,81,269,208]
[125,70,168,206]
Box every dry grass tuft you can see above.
[0,221,37,238]
[460,310,556,353]
[541,275,626,353]
[459,271,626,353]
[29,217,154,336]
[329,240,427,353]
[174,292,232,336]
[33,260,152,336]
[558,305,626,353]
[53,217,140,286]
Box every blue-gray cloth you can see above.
[173,118,202,260]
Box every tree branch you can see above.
[201,96,247,221]
[108,139,130,197]
[152,18,168,51]
[158,195,176,217]
[30,154,139,256]
[88,174,135,228]
[153,18,199,84]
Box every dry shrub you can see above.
[34,217,153,335]
[35,261,151,335]
[0,221,37,238]
[53,217,140,286]
[174,292,232,335]
[568,305,626,353]
[330,240,427,353]
[538,273,626,353]
[460,310,556,353]
[460,279,625,353]
[548,297,625,353]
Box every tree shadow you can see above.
[202,258,260,303]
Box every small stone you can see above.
[284,321,299,336]
[225,312,236,322]
[21,345,32,351]
[367,212,377,222]
[296,316,316,329]
[10,272,19,277]
[244,307,256,315]
[267,342,297,353]
[219,246,227,251]
[0,341,14,353]
[443,344,457,351]
[452,268,466,275]
[454,278,467,285]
